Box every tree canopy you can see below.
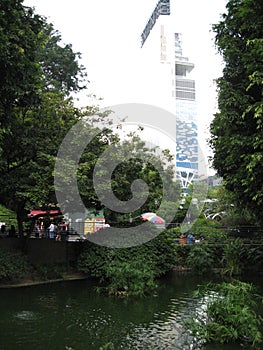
[0,0,180,234]
[0,0,87,126]
[0,0,88,232]
[0,0,44,126]
[209,0,263,223]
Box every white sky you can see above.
[24,0,227,174]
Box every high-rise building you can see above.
[140,1,199,191]
[174,33,198,190]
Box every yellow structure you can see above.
[84,211,105,235]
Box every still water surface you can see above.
[0,273,262,350]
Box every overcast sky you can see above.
[23,0,226,100]
[24,0,227,173]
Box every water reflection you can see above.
[14,310,41,321]
[0,273,262,350]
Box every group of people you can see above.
[179,233,195,245]
[34,221,68,240]
[178,232,204,245]
[0,224,16,237]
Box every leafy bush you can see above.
[191,222,228,244]
[33,263,66,280]
[185,280,263,348]
[77,230,177,296]
[222,240,263,277]
[0,205,17,227]
[185,246,214,274]
[102,259,157,297]
[167,220,228,245]
[173,244,191,267]
[0,248,31,281]
[221,238,245,276]
[243,246,263,273]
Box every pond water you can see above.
[0,273,262,350]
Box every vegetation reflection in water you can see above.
[0,273,262,350]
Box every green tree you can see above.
[77,129,181,225]
[209,0,263,223]
[0,0,86,120]
[0,93,79,233]
[37,22,87,94]
[0,0,44,127]
[0,1,88,233]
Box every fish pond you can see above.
[0,272,262,350]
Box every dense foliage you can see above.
[77,230,177,297]
[0,0,89,233]
[0,204,17,227]
[186,280,263,348]
[209,0,263,223]
[0,248,31,281]
[76,129,180,225]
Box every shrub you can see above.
[221,238,245,276]
[33,263,66,280]
[77,230,177,296]
[173,244,191,267]
[243,246,263,273]
[0,248,31,281]
[185,280,263,348]
[103,259,157,297]
[185,246,214,274]
[167,220,228,245]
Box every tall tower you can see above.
[140,1,199,191]
[174,33,198,190]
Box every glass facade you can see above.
[175,33,198,190]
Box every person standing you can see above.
[187,232,195,244]
[179,234,186,245]
[48,222,55,239]
[34,223,41,238]
[0,224,6,235]
[9,225,16,237]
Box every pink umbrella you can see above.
[148,215,165,224]
[141,212,157,220]
[141,213,165,224]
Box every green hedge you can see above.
[0,248,31,281]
